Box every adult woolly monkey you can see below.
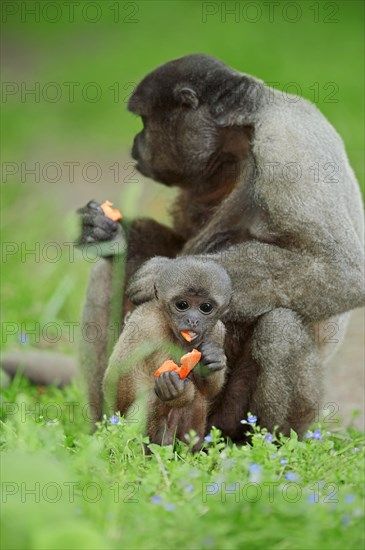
[3,55,364,439]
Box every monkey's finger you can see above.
[161,372,184,399]
[154,379,166,400]
[205,362,225,372]
[92,227,116,241]
[82,213,118,231]
[77,232,111,245]
[77,235,98,244]
[77,201,102,214]
[159,372,184,400]
[200,342,220,354]
[155,376,175,401]
[167,371,185,393]
[87,200,103,211]
[201,353,222,365]
[154,382,165,401]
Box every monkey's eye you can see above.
[199,303,213,314]
[175,300,189,311]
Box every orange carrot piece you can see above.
[180,330,193,342]
[100,200,122,222]
[179,348,201,380]
[154,359,180,378]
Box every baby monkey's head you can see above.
[154,257,232,346]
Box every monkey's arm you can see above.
[207,238,365,322]
[76,200,184,260]
[128,235,364,323]
[103,304,164,415]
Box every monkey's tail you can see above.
[1,351,76,387]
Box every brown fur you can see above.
[126,55,364,439]
[104,259,231,449]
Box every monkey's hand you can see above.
[193,341,227,399]
[127,256,171,304]
[76,200,125,246]
[195,341,227,377]
[154,371,194,406]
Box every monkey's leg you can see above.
[250,308,322,437]
[178,395,208,451]
[148,400,204,450]
[148,378,198,447]
[147,396,175,446]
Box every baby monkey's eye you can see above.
[175,300,189,311]
[199,303,213,314]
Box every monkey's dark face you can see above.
[166,293,218,346]
[128,55,252,192]
[130,103,217,188]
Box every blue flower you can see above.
[285,472,298,481]
[305,432,313,439]
[313,429,322,440]
[280,458,288,466]
[249,462,261,474]
[265,433,273,443]
[248,462,262,482]
[307,494,317,503]
[19,332,28,344]
[247,415,257,424]
[185,484,193,493]
[164,503,176,511]
[352,447,359,453]
[342,514,350,525]
[202,536,215,548]
[151,495,162,504]
[345,494,355,503]
[109,415,119,424]
[204,434,213,443]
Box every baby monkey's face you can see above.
[167,294,218,347]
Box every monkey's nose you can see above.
[186,318,199,328]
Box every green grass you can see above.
[1,377,364,549]
[1,2,364,548]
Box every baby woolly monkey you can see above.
[103,257,232,450]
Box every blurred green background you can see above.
[1,0,364,346]
[1,3,364,550]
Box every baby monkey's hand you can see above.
[154,371,186,401]
[195,341,227,377]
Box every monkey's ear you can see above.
[210,75,260,127]
[174,85,199,109]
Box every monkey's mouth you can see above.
[181,330,199,342]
